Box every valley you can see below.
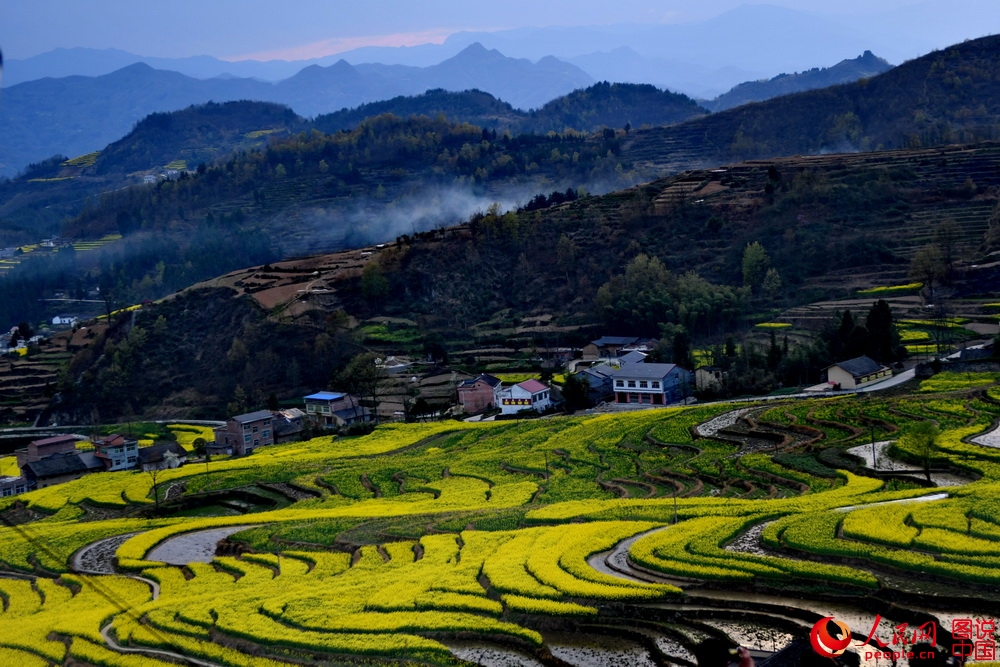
[3,17,1000,667]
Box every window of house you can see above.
[262,430,270,439]
[252,425,259,433]
[616,380,624,387]
[127,456,136,464]
[1,488,10,496]
[627,380,636,388]
[651,381,660,388]
[639,381,648,388]
[244,434,251,443]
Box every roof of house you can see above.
[829,355,887,378]
[619,350,648,365]
[30,434,79,447]
[304,391,346,401]
[959,347,993,361]
[459,374,502,389]
[230,410,274,424]
[516,379,549,394]
[608,363,681,379]
[78,451,107,471]
[273,409,306,436]
[138,442,188,464]
[590,336,640,347]
[334,407,371,420]
[93,434,125,447]
[23,452,89,478]
[580,363,615,379]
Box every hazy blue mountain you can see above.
[0,45,592,177]
[313,82,704,135]
[703,51,894,112]
[567,47,761,99]
[0,64,270,178]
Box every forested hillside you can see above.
[52,140,1000,420]
[314,83,707,135]
[626,35,1000,172]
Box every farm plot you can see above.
[4,378,1000,665]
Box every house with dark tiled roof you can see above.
[500,379,552,415]
[574,363,616,404]
[457,374,503,414]
[582,336,655,360]
[273,408,307,443]
[212,410,274,456]
[608,363,692,406]
[138,442,188,472]
[825,355,891,390]
[21,451,103,489]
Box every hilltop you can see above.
[625,34,1000,173]
[704,50,893,112]
[313,82,707,136]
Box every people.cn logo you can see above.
[811,617,852,658]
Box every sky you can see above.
[0,0,981,62]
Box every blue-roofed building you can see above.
[304,391,371,428]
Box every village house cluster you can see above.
[0,330,905,499]
[0,433,188,496]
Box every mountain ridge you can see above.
[0,43,593,178]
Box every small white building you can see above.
[825,356,892,390]
[52,316,77,326]
[500,379,552,415]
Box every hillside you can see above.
[624,34,1000,173]
[40,140,1000,421]
[0,110,641,333]
[704,50,893,112]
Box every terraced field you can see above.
[3,377,1000,665]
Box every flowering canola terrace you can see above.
[2,388,1000,665]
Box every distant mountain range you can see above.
[1,39,897,180]
[9,2,971,95]
[0,44,593,178]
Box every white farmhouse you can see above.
[500,379,552,415]
[825,356,892,390]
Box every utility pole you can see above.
[871,425,877,470]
